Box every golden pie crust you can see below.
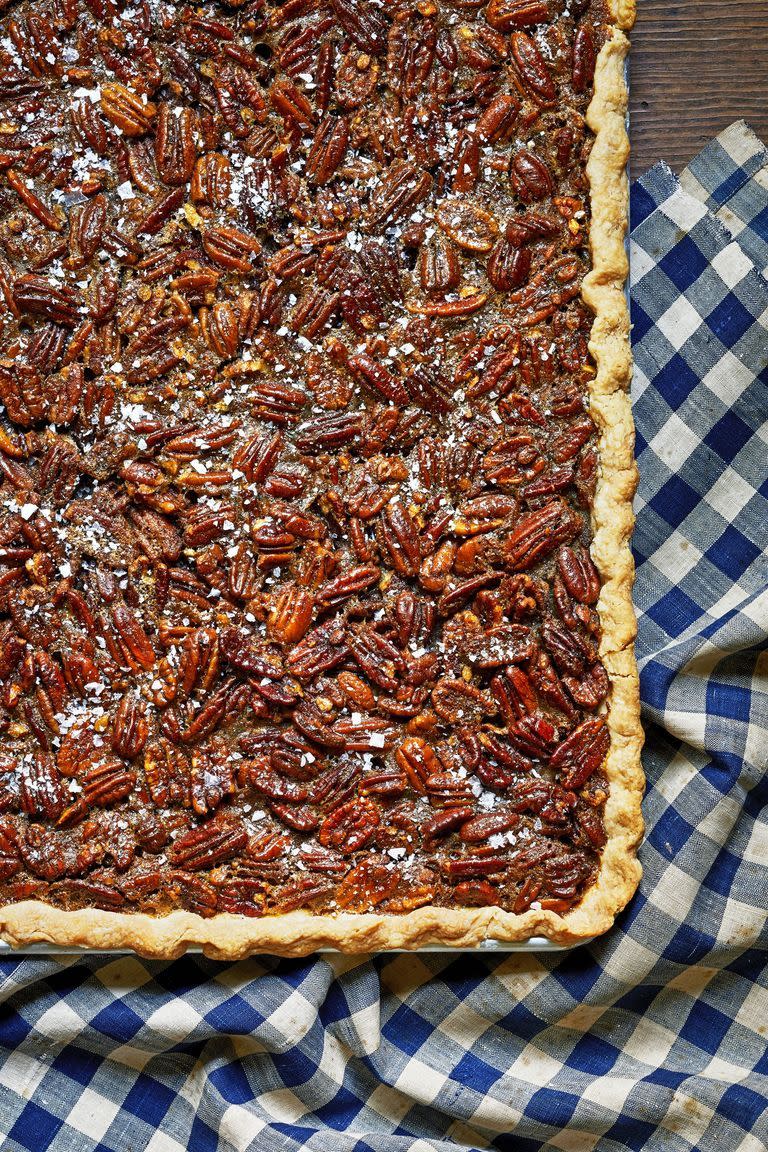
[0,0,642,957]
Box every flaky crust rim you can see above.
[0,5,643,958]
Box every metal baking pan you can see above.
[0,63,629,964]
[0,937,580,956]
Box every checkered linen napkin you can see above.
[1,123,767,1152]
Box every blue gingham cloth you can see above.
[1,123,767,1152]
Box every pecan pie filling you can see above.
[0,0,615,922]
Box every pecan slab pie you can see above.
[0,0,642,955]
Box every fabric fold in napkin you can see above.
[0,124,767,1152]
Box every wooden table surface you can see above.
[629,2,768,177]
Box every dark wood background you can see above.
[629,2,768,177]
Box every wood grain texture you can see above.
[629,1,768,177]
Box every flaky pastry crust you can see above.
[0,1,642,957]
